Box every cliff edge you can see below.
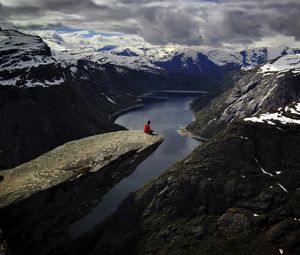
[0,130,164,255]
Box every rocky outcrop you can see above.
[0,131,164,255]
[187,56,300,138]
[73,122,300,255]
[0,28,216,170]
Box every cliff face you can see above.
[74,121,300,255]
[187,54,300,138]
[0,131,164,255]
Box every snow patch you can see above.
[101,93,117,104]
[208,118,217,124]
[24,77,64,88]
[0,76,21,86]
[254,159,274,177]
[158,186,168,196]
[260,54,300,75]
[240,136,250,141]
[245,102,300,126]
[70,66,78,73]
[277,183,288,193]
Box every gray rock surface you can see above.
[72,122,300,255]
[0,131,164,255]
[187,68,300,138]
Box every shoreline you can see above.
[109,103,145,122]
[110,90,205,123]
[177,126,208,142]
[110,90,206,143]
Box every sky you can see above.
[0,0,300,50]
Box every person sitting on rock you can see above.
[144,120,154,135]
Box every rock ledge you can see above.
[0,130,164,208]
[0,131,163,255]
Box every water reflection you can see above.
[69,97,200,238]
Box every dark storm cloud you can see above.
[0,2,42,17]
[136,7,204,45]
[0,3,8,17]
[14,22,64,30]
[219,1,300,43]
[0,0,300,46]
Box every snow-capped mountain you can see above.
[16,28,297,78]
[0,29,161,89]
[219,53,300,122]
[25,29,299,77]
[109,46,300,75]
[259,53,300,75]
[243,55,300,126]
[187,53,300,138]
[0,29,78,88]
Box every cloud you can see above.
[0,0,300,48]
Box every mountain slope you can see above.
[0,30,153,169]
[187,54,300,138]
[72,106,300,255]
[66,53,300,255]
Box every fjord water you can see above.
[69,96,200,238]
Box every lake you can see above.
[69,96,200,238]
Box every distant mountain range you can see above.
[31,29,300,77]
[2,25,300,86]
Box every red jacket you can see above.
[144,124,151,134]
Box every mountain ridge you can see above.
[187,53,300,138]
[26,29,300,77]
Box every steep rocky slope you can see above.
[72,109,300,255]
[0,29,215,169]
[187,54,300,138]
[0,131,164,255]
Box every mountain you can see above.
[0,29,74,88]
[30,30,300,77]
[1,27,299,255]
[71,103,300,255]
[187,53,300,138]
[110,46,300,77]
[68,63,300,255]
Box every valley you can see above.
[69,95,200,238]
[0,24,299,255]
